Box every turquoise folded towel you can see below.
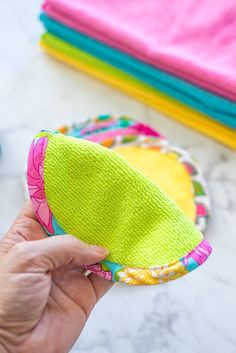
[40,13,236,129]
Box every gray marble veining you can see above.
[0,1,236,352]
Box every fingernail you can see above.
[90,245,109,255]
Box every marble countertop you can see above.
[1,1,236,353]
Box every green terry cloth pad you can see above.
[57,115,210,233]
[27,130,212,285]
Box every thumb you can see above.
[3,235,109,273]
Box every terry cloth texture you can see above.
[40,34,236,150]
[114,146,196,221]
[27,129,212,285]
[40,14,236,129]
[43,0,236,101]
[57,115,210,233]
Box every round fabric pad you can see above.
[27,115,211,285]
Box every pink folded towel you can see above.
[43,0,236,101]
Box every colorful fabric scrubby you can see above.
[27,115,212,285]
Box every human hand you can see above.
[0,203,112,353]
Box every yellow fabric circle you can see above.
[113,146,196,222]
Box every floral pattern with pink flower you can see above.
[182,239,212,269]
[27,136,54,234]
[86,263,113,281]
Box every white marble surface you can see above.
[1,1,236,353]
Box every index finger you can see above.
[0,202,48,260]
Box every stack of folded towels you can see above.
[40,0,236,150]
